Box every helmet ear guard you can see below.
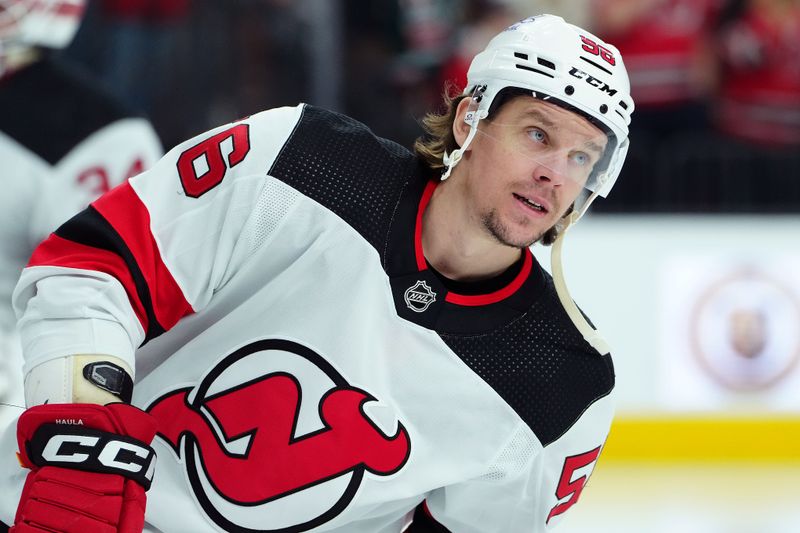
[441,88,489,180]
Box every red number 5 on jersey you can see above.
[177,123,251,198]
[547,446,602,523]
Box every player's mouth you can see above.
[513,193,549,214]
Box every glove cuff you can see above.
[24,423,157,490]
[16,403,158,490]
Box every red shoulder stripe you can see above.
[91,182,193,332]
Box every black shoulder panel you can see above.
[267,105,418,253]
[438,271,615,447]
[0,57,134,164]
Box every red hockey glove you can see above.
[11,403,158,533]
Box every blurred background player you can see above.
[0,0,162,418]
[714,0,800,147]
[589,0,723,209]
[705,0,800,207]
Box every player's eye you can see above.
[527,128,547,144]
[570,151,591,167]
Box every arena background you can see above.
[45,0,800,530]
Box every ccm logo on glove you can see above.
[27,423,156,489]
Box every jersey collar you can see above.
[413,179,535,306]
[384,168,546,333]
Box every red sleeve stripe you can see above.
[28,234,151,333]
[90,182,194,334]
[30,181,193,343]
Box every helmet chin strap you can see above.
[441,108,487,180]
[550,188,611,355]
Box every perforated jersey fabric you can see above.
[269,106,415,254]
[440,288,614,447]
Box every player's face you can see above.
[457,96,607,248]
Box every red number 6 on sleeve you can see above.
[177,123,251,198]
[546,446,602,524]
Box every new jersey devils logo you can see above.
[146,339,411,532]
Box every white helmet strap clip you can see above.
[441,91,489,181]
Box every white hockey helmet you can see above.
[443,14,634,215]
[440,16,635,356]
[0,0,85,75]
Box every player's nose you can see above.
[531,156,569,187]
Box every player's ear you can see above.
[452,97,474,148]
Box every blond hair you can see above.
[413,92,469,171]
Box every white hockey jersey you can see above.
[1,104,615,532]
[0,58,162,410]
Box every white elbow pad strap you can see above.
[25,355,134,407]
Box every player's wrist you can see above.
[25,354,134,407]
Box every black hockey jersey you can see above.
[2,104,614,532]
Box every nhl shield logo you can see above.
[404,281,437,313]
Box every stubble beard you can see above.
[481,209,545,249]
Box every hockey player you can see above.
[0,14,633,533]
[0,0,162,420]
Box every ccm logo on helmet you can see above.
[568,67,618,96]
[28,424,157,489]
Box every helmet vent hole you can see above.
[514,64,555,78]
[600,104,608,114]
[565,85,575,95]
[537,57,556,71]
[514,52,529,60]
[619,101,629,110]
